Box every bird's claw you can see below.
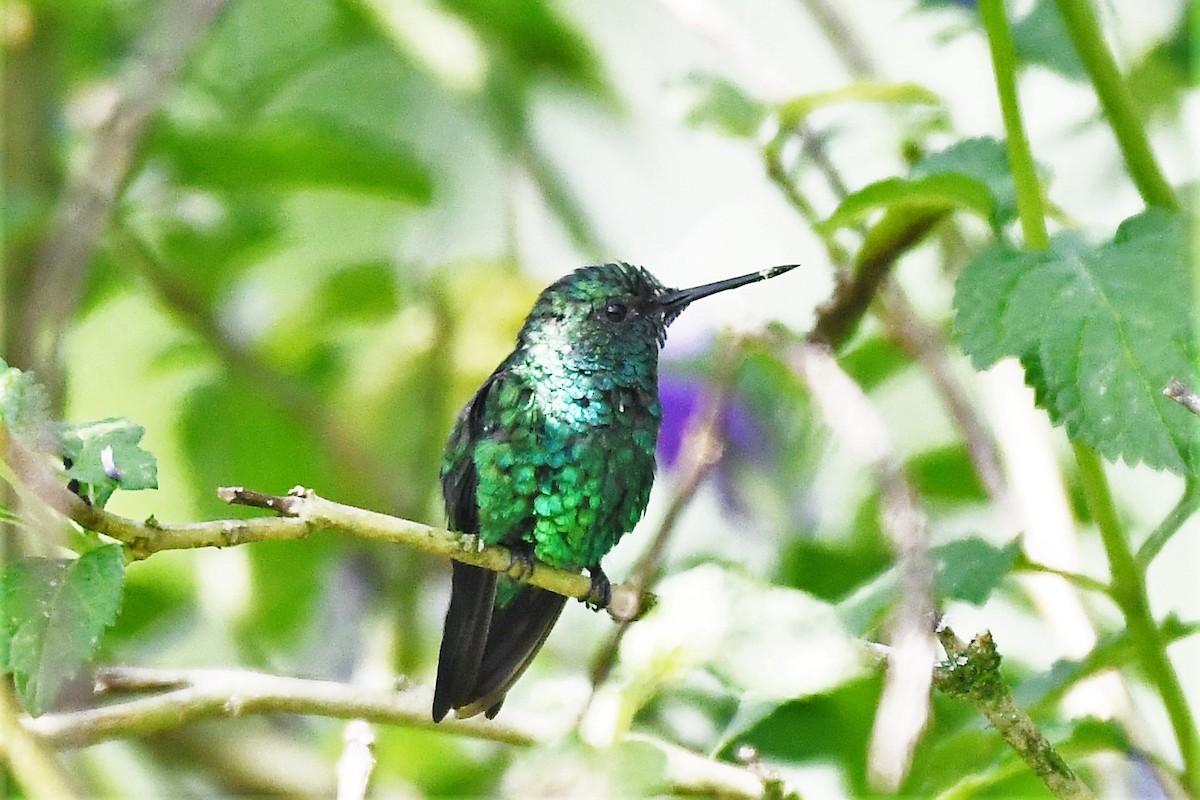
[584,566,611,611]
[505,545,536,582]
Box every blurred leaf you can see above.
[60,418,158,508]
[1011,0,1087,80]
[503,738,666,799]
[0,358,52,438]
[437,0,607,94]
[180,376,346,650]
[911,137,1019,227]
[776,81,942,129]
[932,537,1020,605]
[151,119,433,202]
[716,674,883,796]
[954,209,1198,475]
[682,72,768,138]
[778,538,892,603]
[621,566,866,702]
[908,444,988,504]
[1126,20,1191,122]
[838,335,911,392]
[316,261,400,323]
[1018,614,1200,712]
[0,545,124,715]
[192,0,356,112]
[818,173,994,236]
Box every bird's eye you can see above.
[604,302,629,322]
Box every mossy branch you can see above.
[934,626,1095,800]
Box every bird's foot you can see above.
[583,565,611,611]
[504,544,537,582]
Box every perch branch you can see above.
[934,626,1095,800]
[0,423,649,621]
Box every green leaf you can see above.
[954,210,1198,474]
[60,418,158,508]
[681,72,768,138]
[0,546,125,715]
[151,119,433,203]
[776,81,943,129]
[908,445,989,505]
[911,137,1019,227]
[818,173,995,236]
[1018,614,1200,712]
[1011,0,1087,81]
[932,537,1021,605]
[0,359,52,438]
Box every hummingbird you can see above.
[432,261,800,721]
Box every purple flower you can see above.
[656,373,769,514]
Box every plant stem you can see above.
[1136,480,1200,567]
[982,1,1198,791]
[1074,444,1198,791]
[978,0,1049,250]
[1052,0,1178,210]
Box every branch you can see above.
[1164,378,1200,418]
[1,423,649,620]
[21,667,543,749]
[789,342,936,792]
[24,667,779,800]
[934,627,1095,800]
[0,683,81,800]
[13,0,229,404]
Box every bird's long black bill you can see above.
[658,263,801,314]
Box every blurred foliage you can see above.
[1,0,1195,797]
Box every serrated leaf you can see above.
[911,137,1019,227]
[932,537,1021,605]
[681,72,767,138]
[776,81,943,129]
[954,209,1197,474]
[0,546,125,715]
[818,173,995,236]
[60,418,158,508]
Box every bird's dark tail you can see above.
[453,584,567,719]
[432,561,497,721]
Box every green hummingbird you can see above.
[432,261,800,721]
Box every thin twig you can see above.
[1,423,649,620]
[0,683,81,800]
[789,342,935,793]
[23,667,543,748]
[13,0,228,404]
[877,285,1011,511]
[1164,378,1200,418]
[934,626,1095,800]
[335,720,376,800]
[24,666,776,799]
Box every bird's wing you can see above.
[433,367,507,722]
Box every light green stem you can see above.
[980,0,1198,792]
[978,0,1049,250]
[1052,0,1178,210]
[1074,445,1198,790]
